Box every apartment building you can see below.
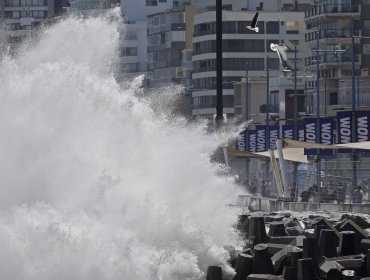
[0,0,65,49]
[304,0,370,116]
[192,1,308,121]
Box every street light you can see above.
[265,55,270,181]
[215,0,223,127]
[311,30,346,191]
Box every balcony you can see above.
[305,53,360,67]
[305,4,360,21]
[305,29,361,43]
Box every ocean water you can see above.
[0,10,243,280]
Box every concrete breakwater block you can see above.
[339,231,357,256]
[246,274,284,280]
[206,266,222,280]
[235,211,370,279]
[253,244,275,274]
[249,216,268,245]
[233,253,253,280]
[269,235,306,247]
[297,258,316,280]
[271,245,303,274]
[319,260,343,280]
[268,221,286,237]
[342,269,355,279]
[303,237,322,275]
[237,214,250,234]
[318,229,338,258]
[339,220,370,254]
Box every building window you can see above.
[146,0,157,6]
[159,0,166,2]
[365,20,370,30]
[13,11,20,18]
[120,47,137,56]
[266,21,279,34]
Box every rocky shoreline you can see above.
[207,210,370,280]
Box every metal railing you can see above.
[305,4,360,18]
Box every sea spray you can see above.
[0,10,244,280]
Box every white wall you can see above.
[121,0,173,21]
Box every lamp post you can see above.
[293,43,298,140]
[265,55,270,181]
[316,31,321,192]
[351,16,358,190]
[215,0,223,127]
[246,62,250,181]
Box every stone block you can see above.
[319,260,343,280]
[233,253,253,280]
[246,274,284,280]
[297,258,316,280]
[339,231,357,256]
[206,266,222,280]
[318,229,338,258]
[249,216,268,245]
[253,244,274,274]
[268,221,286,237]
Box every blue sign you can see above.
[320,117,334,156]
[337,111,352,144]
[298,125,305,141]
[248,130,257,152]
[356,110,370,142]
[282,125,294,140]
[236,130,247,152]
[256,125,266,152]
[269,126,279,150]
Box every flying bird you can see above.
[270,43,291,70]
[246,12,259,32]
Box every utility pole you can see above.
[315,31,321,194]
[265,55,270,181]
[215,0,223,128]
[246,62,250,180]
[351,16,358,190]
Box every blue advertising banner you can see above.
[248,130,257,152]
[236,130,247,152]
[356,110,370,142]
[282,125,294,140]
[256,125,266,152]
[320,117,334,156]
[269,126,279,150]
[304,118,319,156]
[337,111,352,144]
[298,125,305,141]
[356,111,370,157]
[304,118,317,143]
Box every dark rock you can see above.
[265,216,284,223]
[303,238,322,275]
[342,269,355,280]
[246,274,284,280]
[233,253,253,280]
[268,221,286,237]
[269,235,306,247]
[339,231,357,256]
[253,244,274,274]
[248,216,268,245]
[237,214,250,233]
[339,220,370,254]
[286,226,303,236]
[340,214,370,229]
[206,266,222,280]
[319,260,343,280]
[297,258,316,280]
[318,229,338,258]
